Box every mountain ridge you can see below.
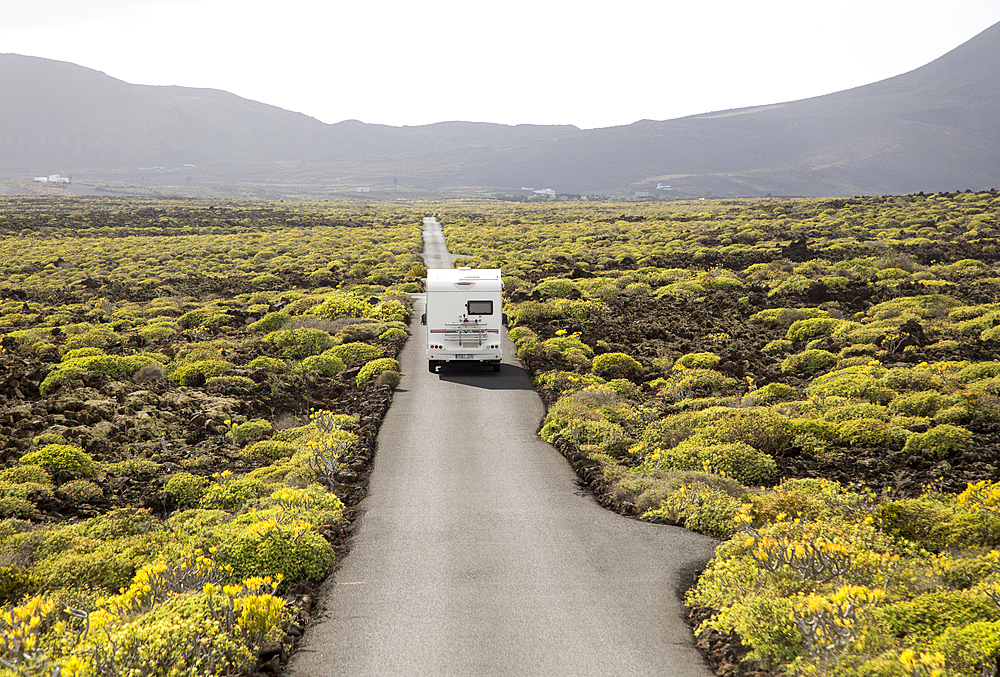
[2,21,998,197]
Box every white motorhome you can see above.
[422,268,505,373]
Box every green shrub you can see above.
[693,408,793,455]
[0,465,52,484]
[249,356,286,373]
[786,317,842,341]
[163,473,209,508]
[59,323,121,354]
[298,354,346,377]
[807,363,892,403]
[903,424,973,459]
[177,307,233,330]
[137,321,178,342]
[879,589,1000,639]
[106,458,161,477]
[61,347,106,361]
[169,359,234,385]
[836,417,891,447]
[592,352,642,378]
[249,311,291,332]
[823,402,890,423]
[357,358,400,385]
[241,440,298,462]
[883,366,941,392]
[263,327,336,359]
[227,418,272,444]
[957,362,1000,383]
[541,416,627,450]
[369,299,408,322]
[541,334,594,360]
[0,497,34,518]
[676,352,721,369]
[932,621,1000,677]
[762,339,792,355]
[882,495,1000,551]
[532,279,578,298]
[890,390,943,417]
[667,368,739,398]
[379,327,408,340]
[780,349,837,375]
[750,382,797,403]
[786,417,839,441]
[20,444,95,476]
[535,370,606,393]
[327,341,384,366]
[252,272,283,288]
[643,482,743,538]
[40,353,165,395]
[507,327,538,344]
[670,440,778,486]
[218,514,334,583]
[314,293,372,320]
[199,474,267,511]
[59,479,104,502]
[32,548,136,594]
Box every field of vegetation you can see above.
[440,191,1000,677]
[0,197,428,675]
[4,191,1000,676]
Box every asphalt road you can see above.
[286,219,719,677]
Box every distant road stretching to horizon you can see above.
[286,217,719,676]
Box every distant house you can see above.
[35,174,70,184]
[635,191,650,198]
[533,188,555,196]
[357,187,370,193]
[656,183,672,190]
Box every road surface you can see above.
[287,218,719,676]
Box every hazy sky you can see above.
[4,1,1000,129]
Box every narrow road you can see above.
[287,218,718,676]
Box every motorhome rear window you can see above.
[467,300,493,315]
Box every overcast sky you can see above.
[3,1,999,130]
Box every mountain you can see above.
[1,21,998,197]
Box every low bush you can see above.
[592,352,642,378]
[263,327,336,359]
[227,419,272,445]
[786,317,842,341]
[676,352,721,369]
[59,479,104,502]
[313,293,372,320]
[249,310,291,332]
[164,472,209,508]
[298,354,346,377]
[903,424,973,459]
[241,440,298,462]
[357,358,400,385]
[327,341,384,366]
[20,444,95,476]
[169,359,234,385]
[781,349,837,375]
[248,356,286,373]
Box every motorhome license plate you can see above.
[456,354,475,359]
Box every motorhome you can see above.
[422,268,504,373]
